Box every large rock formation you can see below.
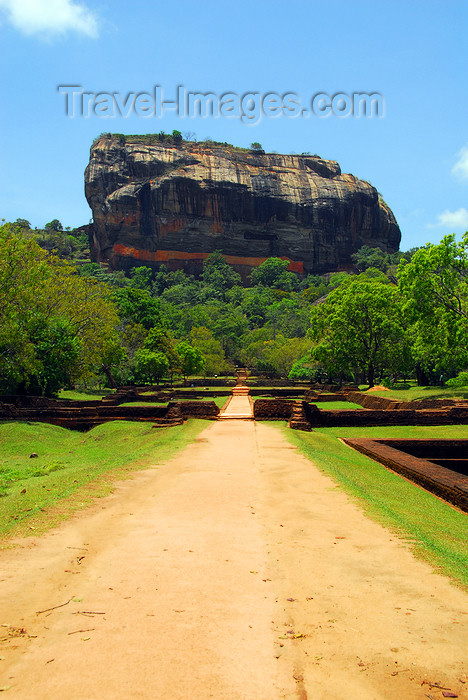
[85,134,400,278]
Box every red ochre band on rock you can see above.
[112,244,305,274]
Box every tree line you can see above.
[2,218,468,394]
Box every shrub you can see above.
[446,371,468,387]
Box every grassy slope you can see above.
[311,400,362,410]
[281,424,468,589]
[362,386,468,402]
[58,389,112,401]
[0,419,208,540]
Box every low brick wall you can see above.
[378,439,468,460]
[0,395,57,408]
[308,393,347,402]
[303,406,468,427]
[179,401,219,418]
[249,399,468,425]
[409,398,467,409]
[249,389,306,398]
[249,379,295,387]
[0,398,219,430]
[1,395,103,409]
[310,383,343,392]
[344,438,468,512]
[111,389,231,403]
[253,399,293,420]
[345,391,468,412]
[345,392,400,410]
[175,390,230,399]
[0,404,171,429]
[182,379,235,387]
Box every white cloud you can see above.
[432,207,468,231]
[0,0,98,38]
[452,144,468,180]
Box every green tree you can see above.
[328,271,352,289]
[113,287,161,329]
[288,355,317,381]
[152,266,191,295]
[240,286,276,327]
[175,341,205,383]
[263,336,310,377]
[398,233,468,380]
[201,251,242,297]
[80,263,129,288]
[143,327,180,382]
[129,266,153,291]
[161,282,201,306]
[134,349,169,385]
[309,276,408,386]
[0,223,120,395]
[14,218,31,229]
[250,258,298,291]
[44,219,63,232]
[172,129,183,144]
[266,298,309,338]
[398,233,468,322]
[189,326,228,376]
[99,336,128,388]
[25,318,81,396]
[351,245,390,272]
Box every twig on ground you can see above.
[36,598,72,615]
[73,611,105,616]
[67,628,95,635]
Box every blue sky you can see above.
[1,0,467,250]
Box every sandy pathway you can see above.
[218,393,253,419]
[0,421,467,699]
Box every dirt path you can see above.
[0,421,467,699]
[218,393,253,419]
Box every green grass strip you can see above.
[0,419,208,540]
[364,386,468,402]
[58,389,113,401]
[281,424,468,590]
[310,401,362,410]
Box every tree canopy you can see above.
[0,223,120,395]
[398,233,468,376]
[2,218,468,392]
[309,276,409,386]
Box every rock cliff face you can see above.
[85,134,400,278]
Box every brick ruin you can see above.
[1,384,467,511]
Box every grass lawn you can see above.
[58,389,113,401]
[120,401,168,407]
[311,400,362,410]
[0,419,208,540]
[281,423,468,590]
[360,385,468,402]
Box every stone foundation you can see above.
[344,438,468,512]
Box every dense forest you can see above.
[1,217,468,395]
